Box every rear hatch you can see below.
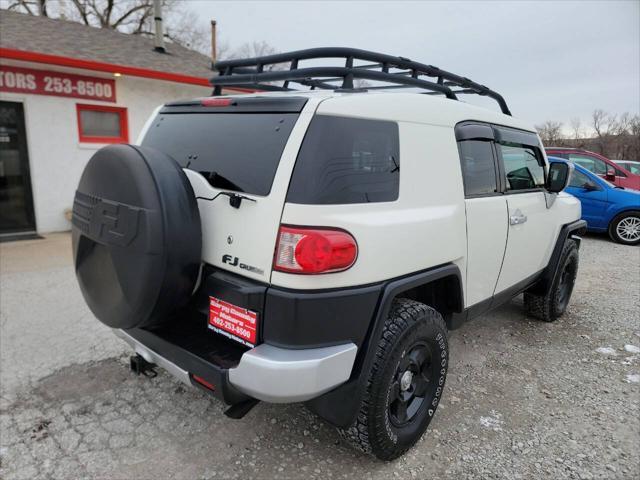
[140,96,315,284]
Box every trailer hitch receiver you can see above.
[130,354,158,378]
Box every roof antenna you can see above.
[153,0,166,53]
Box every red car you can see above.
[545,147,640,191]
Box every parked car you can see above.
[549,157,640,245]
[71,48,584,460]
[545,147,640,190]
[613,160,640,175]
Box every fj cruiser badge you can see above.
[222,254,264,275]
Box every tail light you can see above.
[274,225,358,274]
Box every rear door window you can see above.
[458,140,498,196]
[142,112,299,196]
[286,115,400,204]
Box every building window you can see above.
[76,104,128,143]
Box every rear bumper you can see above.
[228,342,357,402]
[114,328,357,404]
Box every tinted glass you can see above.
[569,170,595,188]
[0,101,35,233]
[79,109,121,137]
[458,140,497,196]
[142,113,299,195]
[500,144,545,191]
[569,154,608,175]
[287,115,399,204]
[623,163,640,174]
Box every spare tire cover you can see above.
[71,144,202,329]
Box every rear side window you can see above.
[142,112,299,195]
[458,140,498,196]
[499,144,545,191]
[286,115,399,204]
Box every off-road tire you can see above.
[608,210,640,245]
[339,299,448,461]
[524,239,579,322]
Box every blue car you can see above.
[549,157,640,245]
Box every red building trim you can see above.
[0,48,254,93]
[76,103,129,144]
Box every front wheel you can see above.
[609,211,640,245]
[524,239,579,322]
[339,299,448,461]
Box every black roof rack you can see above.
[210,47,512,116]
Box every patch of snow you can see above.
[596,347,617,356]
[624,344,640,354]
[625,374,640,384]
[480,410,504,431]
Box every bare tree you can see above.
[4,0,208,53]
[629,115,640,160]
[227,40,279,60]
[613,112,637,159]
[570,117,584,147]
[591,109,617,154]
[3,0,48,16]
[536,120,564,146]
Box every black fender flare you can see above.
[306,263,463,428]
[527,219,587,296]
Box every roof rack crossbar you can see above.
[211,47,511,115]
[211,66,458,99]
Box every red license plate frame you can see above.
[208,297,258,347]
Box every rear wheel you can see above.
[524,239,579,322]
[608,211,640,245]
[339,299,448,461]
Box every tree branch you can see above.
[112,3,151,29]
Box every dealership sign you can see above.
[0,65,116,102]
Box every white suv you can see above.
[71,48,585,460]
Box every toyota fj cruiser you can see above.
[71,48,585,460]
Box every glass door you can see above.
[0,101,36,235]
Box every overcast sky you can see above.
[185,0,639,131]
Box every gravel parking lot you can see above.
[1,233,639,480]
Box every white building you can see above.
[0,10,235,238]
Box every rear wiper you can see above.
[192,171,256,208]
[196,191,256,209]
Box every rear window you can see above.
[286,115,400,204]
[141,112,299,195]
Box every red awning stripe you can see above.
[0,47,254,93]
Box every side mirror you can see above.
[546,162,573,193]
[605,169,616,181]
[583,182,598,191]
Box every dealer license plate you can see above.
[208,297,258,347]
